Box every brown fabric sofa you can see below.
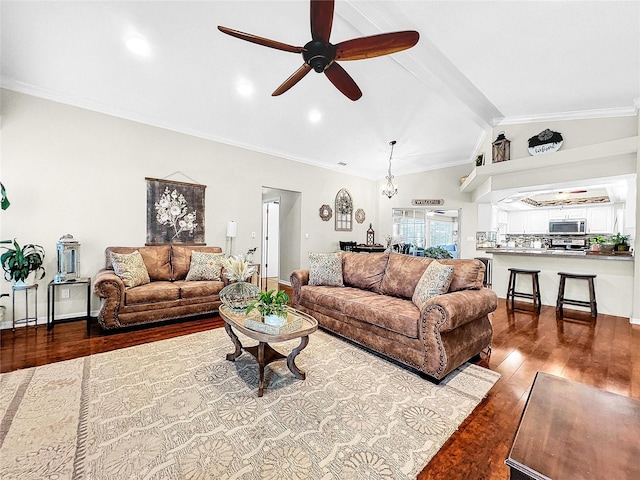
[290,252,497,380]
[94,245,225,330]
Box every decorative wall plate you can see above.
[319,204,332,221]
[355,208,366,224]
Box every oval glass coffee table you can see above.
[219,305,318,397]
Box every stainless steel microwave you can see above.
[548,219,586,234]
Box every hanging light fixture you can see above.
[382,140,398,199]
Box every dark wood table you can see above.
[219,305,318,397]
[506,371,640,479]
[353,244,386,253]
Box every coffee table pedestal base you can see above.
[224,322,308,397]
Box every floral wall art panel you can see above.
[145,178,206,245]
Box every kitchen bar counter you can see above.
[482,248,634,317]
[484,248,634,261]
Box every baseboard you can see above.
[631,317,640,325]
[0,310,99,330]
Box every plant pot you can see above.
[264,314,286,327]
[599,243,615,253]
[615,244,630,252]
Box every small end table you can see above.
[47,277,92,331]
[12,283,38,331]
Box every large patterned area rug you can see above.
[1,328,499,479]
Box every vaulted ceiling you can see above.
[2,1,638,180]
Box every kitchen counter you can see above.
[482,248,634,317]
[484,248,634,261]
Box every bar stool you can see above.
[506,268,541,313]
[556,272,597,319]
[474,257,492,288]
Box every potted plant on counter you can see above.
[611,233,630,252]
[246,289,290,326]
[1,239,46,286]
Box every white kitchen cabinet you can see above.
[587,205,614,233]
[477,204,497,231]
[507,211,527,234]
[507,210,548,234]
[548,208,587,220]
[528,210,549,233]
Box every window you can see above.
[392,208,459,257]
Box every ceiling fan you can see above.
[217,0,419,101]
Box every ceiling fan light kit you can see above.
[217,0,419,101]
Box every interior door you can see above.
[261,199,280,290]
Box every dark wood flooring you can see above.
[1,298,638,479]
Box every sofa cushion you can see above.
[105,246,171,281]
[379,253,432,298]
[342,252,388,292]
[110,250,151,288]
[176,280,224,299]
[185,252,225,281]
[412,260,454,309]
[171,246,223,280]
[309,252,344,287]
[437,259,484,292]
[125,281,180,305]
[300,285,419,338]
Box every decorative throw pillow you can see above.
[110,250,151,288]
[412,260,454,309]
[185,252,225,281]
[309,252,344,287]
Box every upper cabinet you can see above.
[587,206,614,233]
[507,210,548,234]
[548,208,587,220]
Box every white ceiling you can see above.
[2,1,639,180]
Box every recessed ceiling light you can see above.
[126,35,150,56]
[236,80,254,97]
[308,109,322,124]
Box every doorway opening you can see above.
[261,188,302,291]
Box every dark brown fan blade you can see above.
[324,62,362,101]
[272,63,313,96]
[335,31,419,61]
[218,26,304,53]
[310,0,334,42]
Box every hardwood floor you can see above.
[1,298,638,479]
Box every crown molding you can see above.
[493,106,638,126]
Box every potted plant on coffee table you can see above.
[1,239,46,287]
[246,289,290,326]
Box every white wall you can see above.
[0,89,378,323]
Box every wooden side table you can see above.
[506,372,640,479]
[47,277,92,331]
[12,283,38,330]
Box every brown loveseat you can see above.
[290,252,497,380]
[94,245,225,330]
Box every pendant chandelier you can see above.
[382,140,398,199]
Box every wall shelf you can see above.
[461,136,639,194]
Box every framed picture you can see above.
[475,154,485,167]
[145,177,206,245]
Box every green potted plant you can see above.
[1,239,46,286]
[246,289,290,326]
[422,246,454,259]
[611,233,630,252]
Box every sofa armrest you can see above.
[290,269,309,307]
[422,287,497,333]
[94,268,125,311]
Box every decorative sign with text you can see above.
[528,129,563,156]
[412,199,444,206]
